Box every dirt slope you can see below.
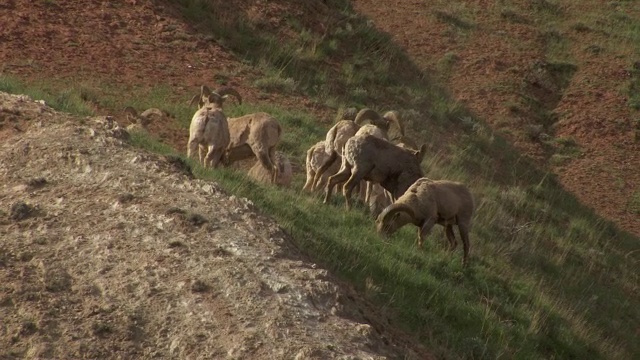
[352,0,639,236]
[2,0,636,235]
[0,92,430,359]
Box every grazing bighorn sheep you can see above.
[222,112,283,184]
[248,151,293,187]
[303,140,341,192]
[123,106,169,132]
[324,134,427,210]
[367,183,394,218]
[312,108,403,191]
[376,178,475,266]
[186,85,240,168]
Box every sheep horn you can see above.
[415,143,428,163]
[354,108,385,129]
[188,94,200,107]
[123,106,138,117]
[378,203,416,223]
[341,107,358,121]
[188,85,214,108]
[383,110,405,139]
[140,108,165,118]
[215,86,242,105]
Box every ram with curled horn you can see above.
[376,178,475,266]
[312,107,398,191]
[310,107,361,191]
[186,85,234,168]
[189,86,243,109]
[381,110,406,142]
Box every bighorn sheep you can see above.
[187,85,240,168]
[324,134,427,210]
[376,178,475,266]
[367,182,394,217]
[248,151,293,187]
[312,108,403,190]
[303,140,341,192]
[123,106,169,131]
[222,112,283,184]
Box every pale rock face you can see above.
[0,91,429,359]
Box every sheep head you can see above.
[383,110,405,141]
[337,107,358,122]
[414,143,428,163]
[354,108,388,131]
[376,203,416,236]
[189,85,241,109]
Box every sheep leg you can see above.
[199,145,206,166]
[224,145,254,166]
[324,168,351,204]
[269,146,278,184]
[342,170,366,211]
[204,146,217,168]
[445,225,458,251]
[458,223,471,266]
[417,218,436,248]
[187,138,200,162]
[313,151,338,190]
[303,169,315,192]
[255,148,277,184]
[365,181,373,204]
[206,147,225,169]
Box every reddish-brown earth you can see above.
[352,0,639,236]
[0,0,638,357]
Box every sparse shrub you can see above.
[10,201,37,221]
[254,75,297,94]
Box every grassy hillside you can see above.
[1,0,638,359]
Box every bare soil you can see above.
[352,0,639,236]
[1,1,636,235]
[0,0,638,357]
[0,92,431,359]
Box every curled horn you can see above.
[383,110,405,140]
[123,106,138,117]
[215,86,242,105]
[378,203,416,223]
[189,94,200,107]
[341,107,358,121]
[189,85,214,108]
[354,108,386,129]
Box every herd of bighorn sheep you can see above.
[127,85,476,266]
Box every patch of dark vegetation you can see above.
[166,206,208,228]
[9,201,38,221]
[500,10,530,24]
[116,193,135,204]
[191,279,210,293]
[571,22,591,33]
[585,44,603,55]
[92,321,113,337]
[628,61,640,110]
[186,212,208,227]
[19,321,38,337]
[168,240,185,248]
[212,246,231,257]
[44,267,73,292]
[165,207,187,215]
[434,10,474,30]
[529,0,562,15]
[520,60,577,131]
[26,177,47,188]
[162,154,194,179]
